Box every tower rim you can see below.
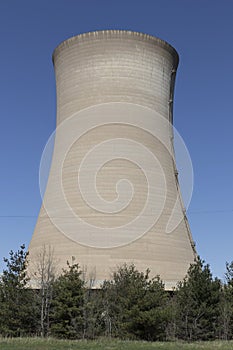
[52,29,179,68]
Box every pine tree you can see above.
[175,257,221,341]
[50,262,85,339]
[0,245,38,336]
[101,264,169,340]
[218,261,233,340]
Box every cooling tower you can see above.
[28,30,196,290]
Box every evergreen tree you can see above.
[218,261,233,340]
[175,257,221,341]
[82,288,103,339]
[50,262,85,339]
[0,245,38,336]
[101,264,169,340]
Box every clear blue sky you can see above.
[0,0,232,280]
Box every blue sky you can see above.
[0,0,232,280]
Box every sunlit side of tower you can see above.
[28,30,196,290]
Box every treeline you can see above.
[0,245,233,341]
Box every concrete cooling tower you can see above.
[28,30,196,290]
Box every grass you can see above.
[0,338,233,350]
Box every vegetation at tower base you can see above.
[31,245,57,337]
[0,245,38,336]
[218,261,233,340]
[50,262,85,339]
[101,264,170,340]
[174,257,221,341]
[1,245,233,341]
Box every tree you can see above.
[81,267,102,339]
[101,264,169,340]
[31,245,57,337]
[225,261,233,289]
[50,262,85,339]
[218,261,233,340]
[0,245,38,336]
[175,257,221,341]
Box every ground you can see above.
[0,338,232,350]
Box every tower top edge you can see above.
[52,30,179,67]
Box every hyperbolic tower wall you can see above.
[28,30,196,290]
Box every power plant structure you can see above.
[28,30,196,290]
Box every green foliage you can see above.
[175,256,221,341]
[218,261,233,340]
[101,264,169,340]
[50,262,85,339]
[0,245,38,336]
[33,245,56,337]
[82,289,103,339]
[0,245,233,342]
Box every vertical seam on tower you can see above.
[169,69,197,258]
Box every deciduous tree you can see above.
[31,245,57,337]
